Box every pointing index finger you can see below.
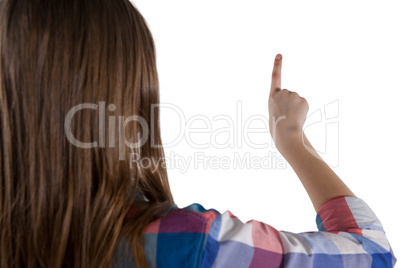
[270,54,282,97]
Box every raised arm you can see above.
[265,54,396,267]
[200,55,396,267]
[268,54,355,212]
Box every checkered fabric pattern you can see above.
[113,196,396,267]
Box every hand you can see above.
[268,54,309,151]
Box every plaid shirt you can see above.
[114,196,396,267]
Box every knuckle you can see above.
[301,97,309,107]
[270,89,280,98]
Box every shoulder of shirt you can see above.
[139,203,221,235]
[174,203,221,217]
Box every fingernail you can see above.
[275,54,282,60]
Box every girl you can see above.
[0,0,396,267]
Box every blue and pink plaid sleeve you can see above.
[115,196,396,267]
[201,196,396,267]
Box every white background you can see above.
[134,0,401,264]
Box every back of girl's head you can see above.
[0,0,173,267]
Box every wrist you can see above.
[275,130,305,156]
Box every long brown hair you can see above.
[0,0,174,267]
